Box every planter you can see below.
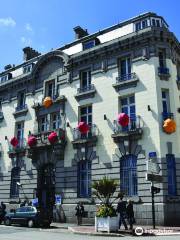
[95,216,119,233]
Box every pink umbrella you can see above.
[117,113,129,127]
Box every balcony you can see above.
[75,84,96,101]
[0,112,4,122]
[111,116,143,142]
[32,95,67,110]
[13,104,28,118]
[72,124,98,148]
[113,73,139,91]
[8,138,27,158]
[176,76,180,90]
[158,67,170,80]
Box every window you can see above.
[162,90,170,118]
[80,105,92,126]
[39,115,48,132]
[78,160,91,197]
[151,18,161,27]
[166,154,177,196]
[10,167,20,198]
[81,70,91,90]
[142,19,148,29]
[135,19,148,31]
[120,155,137,196]
[17,91,26,109]
[159,49,166,68]
[120,95,136,130]
[119,57,131,79]
[23,64,33,74]
[0,73,12,83]
[152,19,156,26]
[51,112,61,130]
[16,122,24,147]
[45,81,55,98]
[83,40,95,50]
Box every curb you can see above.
[68,227,125,237]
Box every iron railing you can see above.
[77,84,95,94]
[116,72,137,83]
[73,124,98,141]
[113,115,143,134]
[15,104,27,112]
[158,67,169,75]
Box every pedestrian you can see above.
[0,202,6,224]
[75,202,84,225]
[126,199,135,230]
[116,196,128,230]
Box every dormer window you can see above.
[83,40,95,50]
[135,19,149,31]
[23,64,33,74]
[0,73,12,83]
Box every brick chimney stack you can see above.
[73,26,89,39]
[23,47,41,61]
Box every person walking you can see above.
[75,202,84,225]
[126,199,135,230]
[116,196,128,230]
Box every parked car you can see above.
[4,206,52,228]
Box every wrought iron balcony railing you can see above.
[158,67,169,75]
[162,112,174,121]
[116,73,137,83]
[15,104,28,112]
[73,124,98,141]
[77,84,95,94]
[113,115,143,135]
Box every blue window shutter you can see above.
[166,154,177,196]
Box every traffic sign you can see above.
[146,173,163,183]
[147,159,161,174]
[55,195,62,205]
[149,152,157,158]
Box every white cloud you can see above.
[25,23,33,33]
[0,17,16,27]
[21,36,32,45]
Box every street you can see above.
[0,225,179,240]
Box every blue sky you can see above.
[0,0,180,72]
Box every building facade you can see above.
[0,12,180,225]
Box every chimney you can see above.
[23,47,41,61]
[4,64,13,70]
[73,26,89,39]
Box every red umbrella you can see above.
[10,137,19,147]
[48,132,58,144]
[78,122,89,134]
[117,113,129,127]
[28,136,37,147]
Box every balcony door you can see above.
[120,95,136,130]
[16,122,24,147]
[119,57,131,79]
[81,70,91,89]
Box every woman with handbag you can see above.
[126,199,135,230]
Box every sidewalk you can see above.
[51,222,180,236]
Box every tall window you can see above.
[16,122,24,147]
[39,115,48,132]
[45,81,55,98]
[17,91,26,108]
[51,112,61,130]
[78,160,91,197]
[162,90,170,119]
[119,57,131,79]
[80,105,92,126]
[120,155,137,196]
[10,167,20,198]
[81,70,91,89]
[159,49,166,68]
[166,154,177,196]
[120,95,136,130]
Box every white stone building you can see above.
[0,12,180,225]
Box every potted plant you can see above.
[92,176,121,233]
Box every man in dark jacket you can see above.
[116,196,128,230]
[75,202,85,225]
[126,199,135,230]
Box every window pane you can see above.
[129,95,135,104]
[121,98,128,106]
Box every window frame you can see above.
[50,112,61,130]
[78,160,91,198]
[39,115,49,132]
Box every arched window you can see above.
[10,167,20,198]
[120,155,137,196]
[78,160,91,198]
